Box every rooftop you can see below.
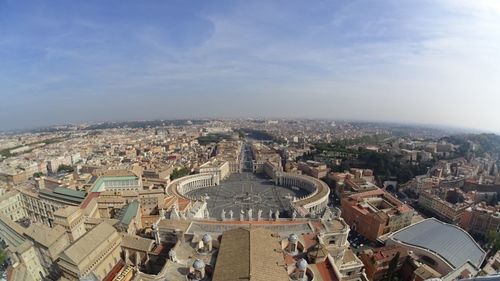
[121,234,154,252]
[25,224,66,248]
[390,218,486,268]
[38,187,87,205]
[59,222,118,266]
[212,227,289,281]
[90,175,139,192]
[117,201,140,226]
[53,206,80,218]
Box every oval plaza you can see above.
[165,142,330,220]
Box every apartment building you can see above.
[341,189,414,241]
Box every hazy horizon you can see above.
[1,1,499,132]
[0,116,490,136]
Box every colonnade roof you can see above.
[281,173,330,207]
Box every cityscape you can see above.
[0,120,499,281]
[1,1,500,281]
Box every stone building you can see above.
[52,206,87,243]
[341,189,414,241]
[57,222,122,280]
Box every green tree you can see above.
[0,248,7,276]
[0,248,6,264]
[383,252,400,281]
[486,229,500,253]
[488,195,498,206]
[57,164,74,173]
[170,167,190,180]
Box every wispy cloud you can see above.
[0,0,499,132]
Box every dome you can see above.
[202,233,212,244]
[193,259,205,269]
[296,258,308,270]
[288,233,299,243]
[168,249,176,258]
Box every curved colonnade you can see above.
[274,172,330,216]
[166,173,219,200]
[165,171,329,217]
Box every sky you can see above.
[0,0,499,132]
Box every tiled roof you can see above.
[212,227,289,281]
[25,224,66,248]
[59,222,118,266]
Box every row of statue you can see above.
[220,208,297,221]
[161,201,303,221]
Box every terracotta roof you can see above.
[80,191,100,208]
[349,188,385,200]
[102,260,125,281]
[316,259,339,281]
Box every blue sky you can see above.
[0,0,499,132]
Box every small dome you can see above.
[202,233,212,243]
[168,249,176,258]
[288,233,299,243]
[296,258,308,270]
[193,259,205,269]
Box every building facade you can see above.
[341,189,414,241]
[57,222,122,280]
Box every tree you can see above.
[0,248,6,276]
[488,195,498,206]
[383,252,400,281]
[486,229,500,253]
[57,164,74,173]
[170,167,190,180]
[0,248,6,265]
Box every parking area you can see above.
[348,229,381,254]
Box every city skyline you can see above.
[1,0,500,132]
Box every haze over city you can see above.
[2,2,500,281]
[1,0,499,132]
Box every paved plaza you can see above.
[185,172,309,219]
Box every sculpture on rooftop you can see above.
[152,223,160,244]
[221,209,226,221]
[168,249,177,263]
